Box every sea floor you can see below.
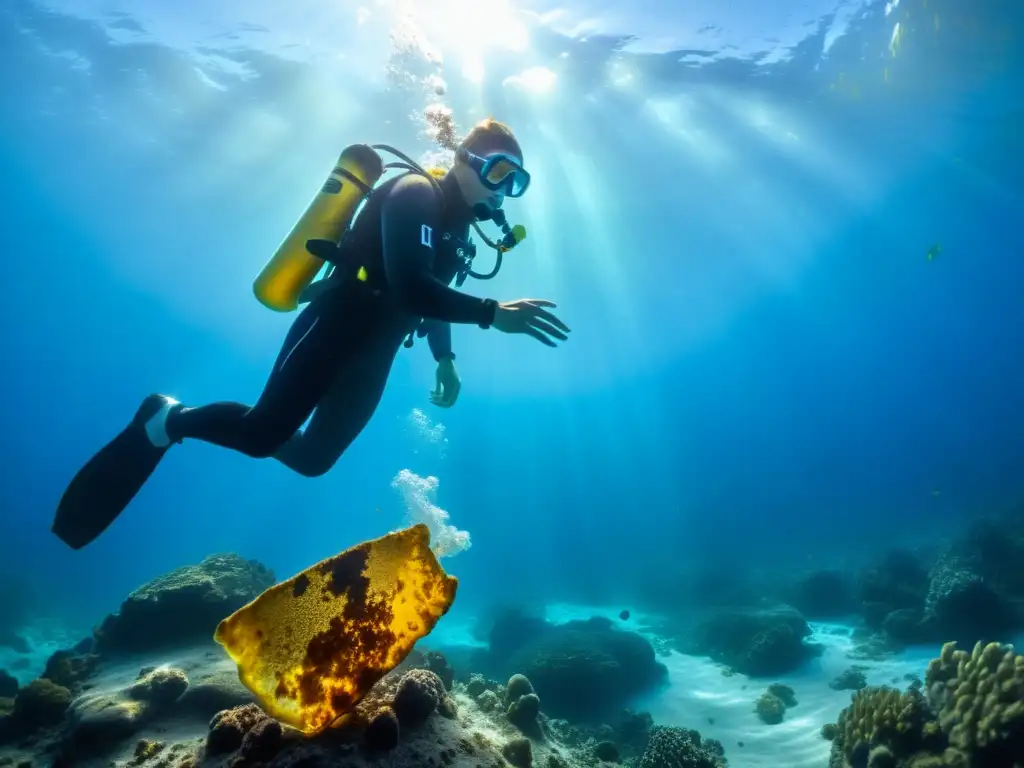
[428,602,957,768]
[4,602,1008,768]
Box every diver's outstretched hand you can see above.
[493,299,570,347]
[430,357,461,408]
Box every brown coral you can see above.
[925,641,1024,763]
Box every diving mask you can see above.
[464,150,531,198]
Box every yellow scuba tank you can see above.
[253,144,385,312]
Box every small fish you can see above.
[619,609,630,621]
[926,243,942,261]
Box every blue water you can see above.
[1,0,1022,654]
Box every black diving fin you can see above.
[52,395,174,550]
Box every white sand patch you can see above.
[633,624,942,768]
[430,615,489,649]
[0,622,84,685]
[477,604,955,767]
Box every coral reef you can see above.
[683,606,821,676]
[754,684,798,725]
[190,663,706,768]
[926,640,1024,761]
[824,641,1024,767]
[755,692,786,725]
[93,554,275,654]
[504,675,543,740]
[0,538,719,768]
[638,725,727,768]
[923,552,1017,645]
[856,515,1024,649]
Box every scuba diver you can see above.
[52,119,569,550]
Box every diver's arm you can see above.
[422,319,454,361]
[297,265,337,304]
[381,174,497,326]
[297,280,330,304]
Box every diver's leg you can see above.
[273,343,398,477]
[52,294,365,550]
[164,297,358,458]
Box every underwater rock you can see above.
[424,650,455,692]
[615,709,654,754]
[856,550,929,617]
[236,717,286,766]
[465,674,489,698]
[391,668,452,727]
[754,692,786,725]
[925,555,1017,644]
[503,616,666,722]
[829,666,868,691]
[502,737,532,768]
[476,689,501,713]
[638,725,727,768]
[507,691,543,740]
[684,605,820,677]
[11,678,71,730]
[127,666,188,708]
[364,707,400,752]
[880,607,937,646]
[484,605,551,665]
[404,648,456,692]
[505,673,535,705]
[206,703,269,755]
[197,663,564,768]
[788,570,855,619]
[0,672,16,699]
[766,683,797,708]
[176,664,255,718]
[59,665,189,759]
[958,516,1024,597]
[595,740,620,762]
[0,635,28,656]
[94,553,276,655]
[41,648,99,691]
[63,691,147,757]
[860,601,892,631]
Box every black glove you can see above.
[305,239,344,263]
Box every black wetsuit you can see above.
[164,172,496,461]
